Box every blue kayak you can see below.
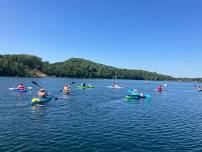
[127,90,150,99]
[32,97,52,105]
[125,94,150,99]
[16,89,27,92]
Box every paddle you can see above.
[60,81,75,92]
[31,81,58,100]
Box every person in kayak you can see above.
[157,85,163,91]
[38,89,48,98]
[198,86,202,90]
[132,89,144,97]
[132,89,139,93]
[17,83,25,90]
[112,82,116,87]
[81,83,86,87]
[63,84,70,94]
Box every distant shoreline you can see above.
[0,76,200,83]
[0,54,201,82]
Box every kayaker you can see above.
[38,89,47,98]
[139,92,144,97]
[198,86,202,90]
[132,89,144,97]
[112,82,116,87]
[133,89,139,93]
[157,85,163,91]
[17,83,25,90]
[63,84,70,94]
[82,83,86,87]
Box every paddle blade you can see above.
[31,81,37,85]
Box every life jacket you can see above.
[18,85,25,90]
[157,86,163,91]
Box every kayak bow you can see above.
[32,97,52,105]
[76,85,95,89]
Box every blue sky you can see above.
[0,0,202,77]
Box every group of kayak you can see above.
[11,82,96,105]
[12,82,168,105]
[125,84,165,99]
[11,81,202,105]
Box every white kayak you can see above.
[9,87,32,90]
[107,85,123,89]
[9,88,18,90]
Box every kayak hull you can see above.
[63,91,70,94]
[16,90,27,92]
[107,86,123,89]
[125,94,150,99]
[32,97,52,105]
[76,86,95,89]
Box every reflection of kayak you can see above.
[32,97,52,105]
[16,89,27,92]
[107,85,123,89]
[125,94,150,99]
[76,86,95,89]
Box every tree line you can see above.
[0,54,200,81]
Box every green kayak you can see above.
[125,94,150,99]
[76,85,95,89]
[32,97,52,105]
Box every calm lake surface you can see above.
[0,77,202,152]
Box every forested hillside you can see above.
[1,54,198,81]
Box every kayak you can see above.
[63,90,70,94]
[107,85,123,89]
[32,97,52,105]
[197,89,202,91]
[10,87,32,90]
[156,89,164,92]
[76,85,95,89]
[125,94,150,99]
[16,89,27,92]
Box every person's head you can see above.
[133,89,138,92]
[39,89,46,96]
[20,83,23,85]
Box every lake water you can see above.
[0,77,202,152]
